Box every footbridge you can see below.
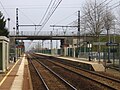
[9,31,83,40]
[9,31,107,40]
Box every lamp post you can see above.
[87,42,92,61]
[13,27,16,62]
[113,21,116,66]
[8,18,10,31]
[50,31,53,55]
[56,29,58,56]
[107,28,111,63]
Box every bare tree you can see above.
[115,7,120,35]
[103,7,115,37]
[82,0,115,42]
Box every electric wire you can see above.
[34,0,54,35]
[27,0,62,51]
[38,0,53,25]
[19,9,36,25]
[36,0,62,35]
[58,0,120,35]
[0,1,15,25]
[68,0,119,27]
[0,1,9,17]
[29,0,56,48]
[54,11,78,25]
[52,0,112,34]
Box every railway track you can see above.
[27,54,77,90]
[27,54,47,90]
[33,54,120,90]
[49,60,120,90]
[109,65,120,71]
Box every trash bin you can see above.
[89,56,91,61]
[14,57,16,62]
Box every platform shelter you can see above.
[0,36,9,72]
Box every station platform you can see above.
[36,53,105,71]
[36,53,120,78]
[0,54,32,90]
[0,53,119,90]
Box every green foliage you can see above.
[0,11,9,37]
[91,35,120,52]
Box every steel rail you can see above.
[30,59,50,90]
[34,54,120,83]
[33,54,117,90]
[36,59,77,90]
[31,53,120,89]
[39,54,120,83]
[46,59,118,90]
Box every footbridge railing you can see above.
[9,31,78,37]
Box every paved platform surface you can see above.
[0,54,32,90]
[37,53,120,76]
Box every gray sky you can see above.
[0,0,85,50]
[0,0,120,50]
[0,0,84,32]
[0,0,119,32]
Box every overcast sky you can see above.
[0,0,85,32]
[0,0,120,50]
[0,0,119,32]
[0,0,85,50]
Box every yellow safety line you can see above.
[0,59,20,86]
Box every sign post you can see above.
[106,42,119,63]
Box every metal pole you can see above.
[13,27,16,61]
[42,40,44,53]
[16,8,19,59]
[107,29,111,63]
[78,10,80,58]
[113,21,116,66]
[56,29,58,56]
[38,41,39,53]
[98,35,101,63]
[50,31,52,55]
[117,3,119,69]
[16,8,19,35]
[8,18,10,34]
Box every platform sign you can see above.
[106,43,119,46]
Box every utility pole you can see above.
[7,18,10,33]
[16,8,41,56]
[16,8,19,35]
[78,10,80,58]
[50,31,53,55]
[16,8,19,59]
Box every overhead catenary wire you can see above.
[36,0,62,35]
[68,0,120,27]
[54,11,78,25]
[68,0,113,25]
[0,1,15,25]
[18,9,36,25]
[38,0,54,25]
[51,0,111,33]
[50,11,78,34]
[33,0,54,35]
[0,1,9,17]
[28,0,58,49]
[57,0,120,34]
[26,0,62,51]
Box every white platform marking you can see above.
[10,56,25,90]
